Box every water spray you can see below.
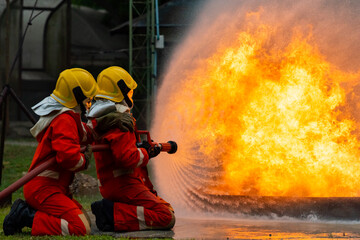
[151,0,360,220]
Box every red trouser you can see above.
[25,193,90,236]
[102,183,175,232]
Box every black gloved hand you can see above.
[83,144,92,169]
[137,140,161,158]
[96,111,134,134]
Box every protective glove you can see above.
[96,111,134,134]
[137,140,161,159]
[83,144,92,169]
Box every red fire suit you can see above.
[92,119,175,232]
[23,111,91,236]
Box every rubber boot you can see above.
[3,199,36,236]
[91,198,114,232]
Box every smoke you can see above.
[150,0,360,217]
[154,0,360,117]
[162,0,360,78]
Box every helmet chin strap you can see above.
[117,79,133,108]
[79,103,86,115]
[73,86,87,115]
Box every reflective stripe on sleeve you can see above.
[69,155,84,171]
[136,148,144,167]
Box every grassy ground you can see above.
[0,140,168,239]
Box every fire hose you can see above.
[0,137,177,201]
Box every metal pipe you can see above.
[8,86,36,124]
[0,97,8,185]
[5,0,10,85]
[155,0,160,40]
[0,86,10,107]
[129,0,133,75]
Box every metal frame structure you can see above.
[129,0,156,129]
[2,0,70,121]
[0,0,70,205]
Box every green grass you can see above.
[0,143,37,199]
[0,142,170,239]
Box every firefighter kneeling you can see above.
[3,68,98,236]
[87,66,175,232]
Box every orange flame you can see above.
[152,10,360,198]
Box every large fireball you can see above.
[151,0,360,208]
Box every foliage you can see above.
[0,143,37,199]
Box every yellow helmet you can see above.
[51,68,98,108]
[96,66,137,108]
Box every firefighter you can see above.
[3,68,98,236]
[88,66,175,232]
